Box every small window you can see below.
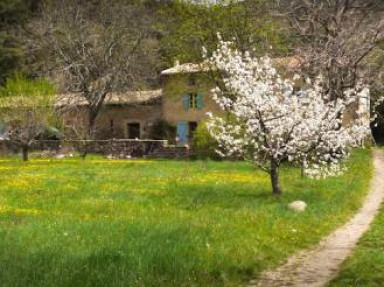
[183,93,203,110]
[188,76,196,86]
[188,93,198,109]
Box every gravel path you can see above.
[250,149,384,287]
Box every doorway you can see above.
[188,121,198,140]
[177,121,188,145]
[127,123,140,139]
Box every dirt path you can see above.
[250,149,384,287]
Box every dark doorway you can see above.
[188,121,198,140]
[127,123,140,139]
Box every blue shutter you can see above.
[177,121,188,145]
[197,93,204,110]
[183,94,189,111]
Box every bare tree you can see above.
[0,91,55,161]
[26,0,157,139]
[276,0,384,99]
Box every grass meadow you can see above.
[0,149,372,286]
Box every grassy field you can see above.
[330,207,384,286]
[0,150,372,286]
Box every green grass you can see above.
[330,206,384,286]
[0,150,372,286]
[0,74,55,98]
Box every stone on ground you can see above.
[288,201,307,212]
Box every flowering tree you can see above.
[204,38,370,195]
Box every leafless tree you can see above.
[0,93,55,161]
[276,0,384,100]
[26,0,158,139]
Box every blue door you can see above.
[177,121,188,145]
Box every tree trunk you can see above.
[82,113,97,160]
[22,146,29,162]
[80,140,88,160]
[301,157,306,178]
[301,165,305,178]
[88,114,96,140]
[270,158,282,196]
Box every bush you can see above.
[0,74,56,98]
[150,120,176,142]
[192,121,220,160]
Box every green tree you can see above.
[157,0,288,67]
[192,120,220,160]
[0,0,39,85]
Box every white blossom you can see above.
[203,37,370,193]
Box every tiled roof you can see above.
[161,63,212,75]
[56,89,162,107]
[160,56,303,75]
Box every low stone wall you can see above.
[64,139,167,158]
[0,139,168,158]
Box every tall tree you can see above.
[0,0,30,85]
[26,0,158,139]
[276,0,384,100]
[157,0,287,67]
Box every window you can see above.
[189,93,198,109]
[188,76,196,86]
[183,93,203,111]
[127,123,140,139]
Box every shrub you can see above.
[150,120,176,142]
[192,121,220,160]
[0,73,56,98]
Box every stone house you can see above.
[160,62,222,144]
[59,59,371,144]
[58,90,163,140]
[59,62,221,145]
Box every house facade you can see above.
[160,63,221,144]
[59,90,163,140]
[60,63,220,145]
[60,60,371,144]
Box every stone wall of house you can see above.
[343,101,359,126]
[161,72,223,125]
[343,100,370,128]
[95,102,163,139]
[62,100,163,140]
[161,71,370,130]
